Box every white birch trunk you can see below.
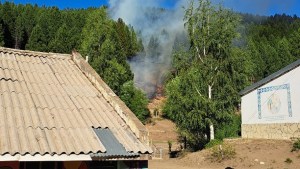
[208,85,214,140]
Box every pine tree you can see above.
[0,23,4,46]
[26,24,47,51]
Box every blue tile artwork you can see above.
[257,84,292,119]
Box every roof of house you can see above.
[240,59,300,96]
[0,47,152,160]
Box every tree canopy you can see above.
[0,2,150,123]
[164,0,300,150]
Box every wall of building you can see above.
[242,123,300,139]
[241,66,300,139]
[0,161,148,169]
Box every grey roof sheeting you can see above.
[0,47,152,157]
[240,59,300,96]
[92,128,139,158]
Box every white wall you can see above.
[242,66,300,124]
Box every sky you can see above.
[7,0,300,17]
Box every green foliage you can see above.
[0,2,145,125]
[48,23,72,53]
[210,143,236,161]
[205,139,223,149]
[215,114,241,140]
[166,1,300,151]
[284,158,293,164]
[0,24,4,46]
[291,139,300,152]
[164,0,243,150]
[120,81,150,123]
[102,59,133,95]
[26,24,48,51]
[246,14,300,80]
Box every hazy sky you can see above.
[8,0,300,16]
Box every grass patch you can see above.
[210,143,236,162]
[205,139,223,149]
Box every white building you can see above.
[240,59,300,139]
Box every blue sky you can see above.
[7,0,300,16]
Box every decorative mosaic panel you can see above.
[257,84,292,120]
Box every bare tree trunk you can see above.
[208,85,214,140]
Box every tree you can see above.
[49,23,73,53]
[164,0,242,149]
[289,28,300,59]
[26,24,47,51]
[147,35,161,57]
[1,2,16,48]
[0,23,4,46]
[120,81,150,123]
[81,7,135,95]
[14,12,25,49]
[80,7,110,59]
[102,58,133,95]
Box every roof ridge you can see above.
[240,59,300,96]
[71,51,150,147]
[0,47,71,58]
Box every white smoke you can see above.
[108,0,188,98]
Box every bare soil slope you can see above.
[150,139,300,169]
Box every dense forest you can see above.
[0,2,150,123]
[1,0,300,150]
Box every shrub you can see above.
[205,139,223,149]
[284,158,292,164]
[215,114,241,140]
[211,143,236,161]
[291,138,300,152]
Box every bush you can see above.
[215,114,241,140]
[211,143,236,161]
[285,158,293,164]
[205,139,223,149]
[291,138,300,152]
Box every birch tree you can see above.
[164,0,241,149]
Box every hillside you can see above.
[149,139,300,169]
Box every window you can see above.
[89,161,117,169]
[19,162,63,169]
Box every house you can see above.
[0,47,152,169]
[240,59,300,139]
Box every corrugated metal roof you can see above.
[240,59,300,96]
[0,47,151,158]
[92,128,139,158]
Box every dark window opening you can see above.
[19,162,63,169]
[89,161,117,169]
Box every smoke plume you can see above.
[109,0,188,98]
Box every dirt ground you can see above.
[146,97,300,169]
[146,119,178,143]
[149,139,300,169]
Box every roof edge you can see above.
[0,47,71,58]
[71,51,150,146]
[240,59,300,96]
